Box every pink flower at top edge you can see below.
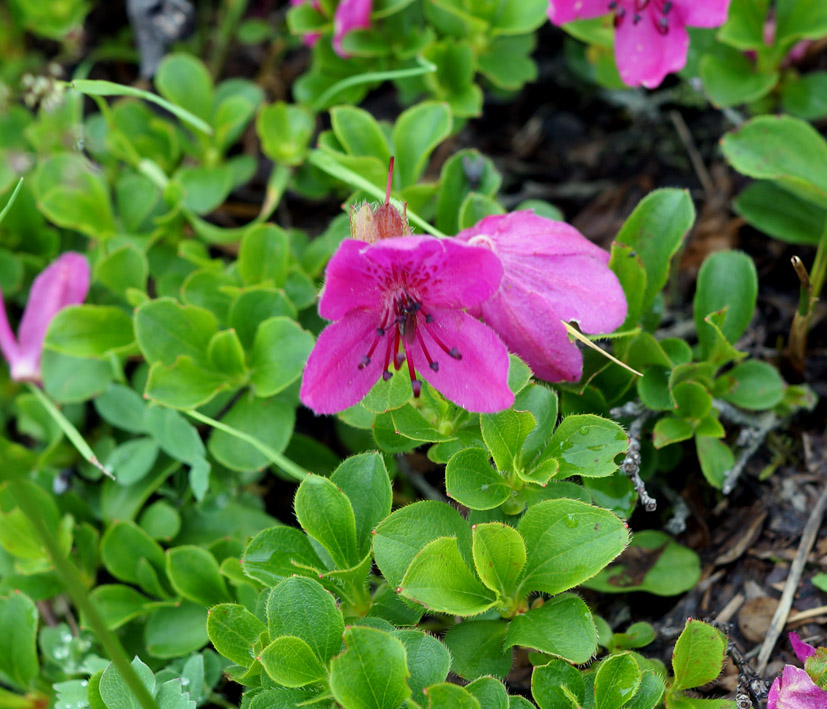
[456,211,627,383]
[290,0,322,48]
[791,632,817,664]
[0,252,90,384]
[333,0,372,57]
[300,236,514,415]
[547,0,731,88]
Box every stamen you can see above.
[656,15,669,33]
[358,355,370,369]
[635,0,650,10]
[358,313,390,372]
[633,13,641,24]
[608,1,617,8]
[615,7,626,26]
[385,157,394,205]
[377,327,385,336]
[663,1,672,12]
[415,329,439,373]
[449,347,462,360]
[402,339,420,397]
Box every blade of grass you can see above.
[0,178,24,225]
[561,321,642,377]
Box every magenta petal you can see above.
[772,666,827,708]
[614,12,689,88]
[678,0,731,28]
[333,0,372,57]
[14,252,90,380]
[319,239,389,321]
[480,290,583,383]
[0,289,20,369]
[300,308,383,415]
[790,632,817,664]
[547,0,608,25]
[415,309,513,413]
[767,677,780,709]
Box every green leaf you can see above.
[99,657,155,709]
[96,245,149,297]
[593,652,641,709]
[653,417,694,449]
[472,522,526,597]
[583,530,701,596]
[625,671,665,709]
[135,298,217,368]
[175,165,234,214]
[145,357,228,409]
[444,620,512,681]
[781,71,827,121]
[465,677,508,709]
[167,546,230,606]
[506,594,597,664]
[257,101,315,166]
[331,106,391,164]
[700,48,778,108]
[673,381,713,422]
[139,500,180,541]
[394,629,451,698]
[694,251,757,358]
[295,474,360,569]
[517,498,628,596]
[717,0,770,50]
[546,415,627,479]
[776,0,827,49]
[720,360,784,410]
[424,683,480,708]
[478,36,537,90]
[532,659,585,709]
[155,54,214,122]
[373,501,473,589]
[207,329,247,379]
[671,619,727,691]
[101,521,166,588]
[45,305,135,358]
[207,604,266,668]
[696,436,735,489]
[437,149,501,235]
[392,102,452,188]
[242,526,325,586]
[249,317,315,396]
[733,180,826,245]
[156,679,196,709]
[266,577,344,664]
[609,242,647,330]
[400,537,498,616]
[329,626,411,709]
[481,409,536,474]
[238,224,289,287]
[615,189,695,313]
[105,438,158,485]
[330,453,392,558]
[445,447,512,511]
[0,592,38,690]
[89,585,151,630]
[144,603,209,658]
[259,636,327,687]
[721,115,827,208]
[144,405,204,465]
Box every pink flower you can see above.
[456,211,627,383]
[768,666,827,709]
[333,0,372,57]
[547,0,731,88]
[791,632,817,664]
[0,252,90,383]
[300,236,514,414]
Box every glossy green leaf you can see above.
[167,546,230,606]
[444,620,512,681]
[238,224,289,287]
[207,604,266,667]
[45,305,135,358]
[546,414,627,479]
[294,474,360,569]
[0,592,38,690]
[532,659,585,709]
[593,652,641,709]
[671,619,728,691]
[445,447,511,511]
[734,180,826,245]
[472,522,525,597]
[259,636,327,687]
[394,630,451,698]
[720,360,784,410]
[241,526,324,586]
[249,317,315,397]
[392,101,452,188]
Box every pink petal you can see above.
[790,632,817,664]
[767,677,780,709]
[333,0,372,57]
[300,308,383,415]
[14,252,90,380]
[614,11,689,88]
[677,0,731,28]
[547,0,609,25]
[773,665,827,708]
[319,237,502,321]
[457,212,627,335]
[479,289,584,383]
[0,288,20,369]
[413,309,513,413]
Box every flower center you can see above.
[609,0,672,34]
[357,291,462,397]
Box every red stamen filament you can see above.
[385,157,394,205]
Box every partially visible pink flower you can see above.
[768,666,827,709]
[290,0,322,48]
[0,252,90,383]
[456,211,627,383]
[547,0,731,88]
[333,0,372,57]
[791,632,817,664]
[300,236,513,414]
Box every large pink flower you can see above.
[547,0,731,88]
[333,0,372,57]
[767,633,827,709]
[456,212,627,383]
[0,252,90,383]
[300,236,514,414]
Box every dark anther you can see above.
[411,302,421,312]
[425,314,434,324]
[358,355,370,369]
[633,13,641,24]
[429,362,439,372]
[663,1,673,12]
[382,370,392,381]
[657,16,669,33]
[614,7,626,26]
[411,380,422,397]
[608,1,617,8]
[449,347,462,360]
[376,327,385,336]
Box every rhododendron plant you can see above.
[0,252,90,383]
[291,0,372,57]
[547,0,731,88]
[768,633,827,709]
[456,211,627,382]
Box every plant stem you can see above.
[809,216,827,300]
[26,384,114,479]
[184,409,308,482]
[2,473,157,709]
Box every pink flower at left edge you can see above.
[0,252,90,383]
[456,211,627,383]
[300,236,514,415]
[547,0,731,88]
[767,633,827,709]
